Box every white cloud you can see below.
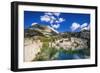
[55,20,59,23]
[59,18,65,23]
[40,15,51,22]
[87,24,90,30]
[40,13,56,23]
[71,22,90,31]
[53,12,60,16]
[45,12,53,16]
[51,16,56,20]
[81,24,90,31]
[70,22,80,31]
[51,24,60,29]
[50,20,54,24]
[81,23,88,28]
[40,12,65,29]
[54,18,65,24]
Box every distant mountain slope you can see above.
[60,30,90,39]
[25,23,90,41]
[24,23,59,37]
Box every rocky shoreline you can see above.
[24,24,90,62]
[24,36,89,62]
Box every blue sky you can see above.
[24,11,90,32]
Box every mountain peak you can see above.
[31,22,38,26]
[47,26,59,34]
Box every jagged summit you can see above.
[25,23,59,37]
[25,23,90,39]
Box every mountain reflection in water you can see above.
[57,50,89,60]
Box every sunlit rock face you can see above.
[24,38,42,62]
[51,37,88,50]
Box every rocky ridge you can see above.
[24,23,90,61]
